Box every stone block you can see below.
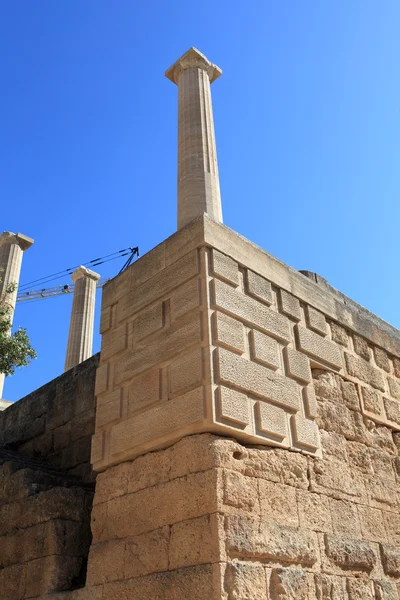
[383,397,400,426]
[217,386,251,428]
[381,544,400,577]
[329,499,361,537]
[279,289,301,321]
[210,249,239,287]
[91,431,104,464]
[296,325,342,369]
[357,506,387,543]
[250,329,280,369]
[225,562,267,599]
[96,393,122,429]
[169,347,203,397]
[297,490,332,532]
[118,249,199,322]
[393,358,400,379]
[346,578,374,600]
[314,574,347,599]
[223,470,259,514]
[100,306,112,334]
[213,279,291,343]
[170,515,222,569]
[225,515,317,566]
[0,564,25,600]
[213,311,245,355]
[388,376,400,399]
[345,353,385,391]
[216,347,300,411]
[303,386,318,419]
[306,305,327,336]
[353,335,370,361]
[127,368,160,416]
[171,277,201,321]
[309,456,366,502]
[246,269,273,305]
[284,347,311,383]
[259,480,299,526]
[346,441,373,474]
[109,386,205,459]
[24,555,83,598]
[340,379,360,410]
[374,347,391,372]
[269,568,308,600]
[291,413,320,451]
[134,302,164,341]
[87,540,125,585]
[101,323,127,361]
[95,363,109,396]
[374,580,398,600]
[255,401,289,443]
[114,311,202,386]
[330,322,349,347]
[360,386,383,416]
[124,527,169,579]
[90,502,108,544]
[324,534,376,571]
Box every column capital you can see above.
[165,47,222,85]
[0,231,34,252]
[71,266,100,283]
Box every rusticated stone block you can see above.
[101,323,127,361]
[296,325,342,369]
[388,376,400,399]
[259,479,299,526]
[330,322,349,347]
[95,362,109,396]
[100,305,111,334]
[216,347,300,411]
[346,578,374,599]
[171,277,200,321]
[225,562,267,600]
[169,347,203,397]
[223,469,259,514]
[170,515,221,570]
[297,490,332,533]
[291,413,320,451]
[345,353,386,391]
[269,568,308,600]
[246,269,273,305]
[353,335,370,361]
[381,544,400,577]
[374,580,398,600]
[213,311,245,355]
[303,386,318,419]
[217,386,251,428]
[134,302,163,341]
[279,289,301,321]
[360,386,383,416]
[255,401,289,443]
[225,515,317,565]
[358,506,387,543]
[306,305,327,336]
[374,347,391,372]
[284,347,311,383]
[383,397,400,427]
[324,533,376,571]
[124,527,169,579]
[251,329,280,369]
[213,279,291,343]
[211,248,239,286]
[314,574,346,599]
[127,368,160,416]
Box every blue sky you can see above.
[2,1,399,401]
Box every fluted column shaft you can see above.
[0,231,34,398]
[166,47,223,230]
[64,266,100,372]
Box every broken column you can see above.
[64,266,100,372]
[166,47,223,230]
[0,231,34,398]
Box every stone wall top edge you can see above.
[202,216,400,356]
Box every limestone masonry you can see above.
[1,48,400,599]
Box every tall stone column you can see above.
[166,47,223,230]
[64,266,100,372]
[0,231,34,398]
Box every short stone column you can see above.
[64,266,100,372]
[0,231,34,398]
[166,47,223,230]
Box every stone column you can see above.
[64,266,100,372]
[166,47,223,230]
[0,231,34,398]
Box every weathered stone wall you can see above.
[0,450,93,599]
[0,354,99,483]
